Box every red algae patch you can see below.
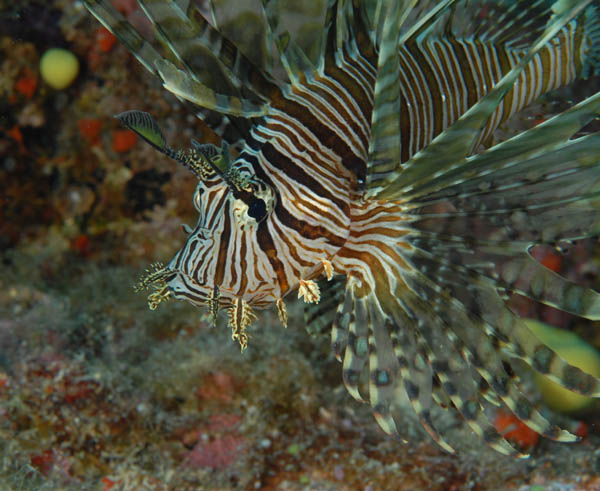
[494,410,540,451]
[112,129,138,152]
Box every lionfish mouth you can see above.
[136,262,275,310]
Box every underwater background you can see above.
[1,0,600,489]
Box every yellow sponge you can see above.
[40,48,80,90]
[526,319,600,414]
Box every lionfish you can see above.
[83,0,600,456]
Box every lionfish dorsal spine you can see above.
[370,0,594,199]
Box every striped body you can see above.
[84,0,600,456]
[170,16,589,309]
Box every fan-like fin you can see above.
[401,241,600,400]
[139,0,281,100]
[365,0,415,190]
[401,256,578,443]
[387,301,456,453]
[372,0,592,199]
[395,278,533,456]
[261,0,315,83]
[342,282,369,402]
[365,295,399,434]
[398,0,458,44]
[156,59,268,117]
[304,276,346,336]
[405,91,600,200]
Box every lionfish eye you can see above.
[248,198,267,222]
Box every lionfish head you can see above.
[168,153,278,309]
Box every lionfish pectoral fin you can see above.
[369,0,593,199]
[81,0,163,75]
[303,276,345,337]
[405,91,600,200]
[155,59,268,117]
[330,276,457,453]
[358,286,458,453]
[335,263,578,454]
[365,0,410,189]
[260,0,315,83]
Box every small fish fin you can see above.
[370,1,592,199]
[303,276,345,337]
[155,59,268,117]
[365,0,415,191]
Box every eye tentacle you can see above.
[115,109,220,180]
